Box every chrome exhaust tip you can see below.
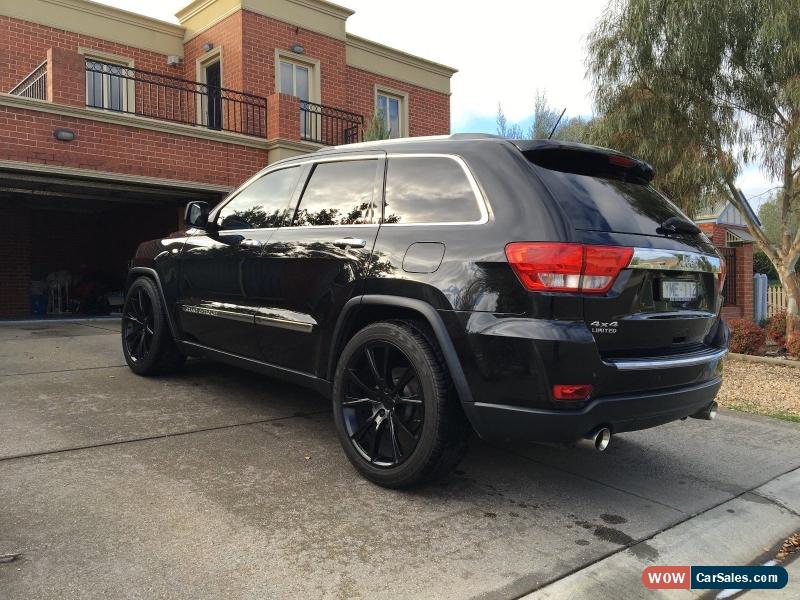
[575,427,612,452]
[690,401,718,421]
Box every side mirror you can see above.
[184,201,209,229]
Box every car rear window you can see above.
[530,160,691,237]
[383,156,483,224]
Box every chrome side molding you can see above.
[255,315,314,333]
[606,347,728,370]
[181,304,252,323]
[628,248,722,274]
[181,303,315,333]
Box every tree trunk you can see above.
[780,269,800,342]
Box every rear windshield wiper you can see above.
[657,216,700,236]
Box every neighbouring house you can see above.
[695,192,760,322]
[0,0,456,317]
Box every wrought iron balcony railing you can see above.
[300,101,363,145]
[84,60,267,137]
[9,61,48,100]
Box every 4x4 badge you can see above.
[590,321,619,334]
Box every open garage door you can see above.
[0,164,229,318]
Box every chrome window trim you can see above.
[379,153,490,227]
[628,248,722,274]
[606,347,728,370]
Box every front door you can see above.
[256,155,384,375]
[177,165,304,357]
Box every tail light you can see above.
[505,243,633,294]
[717,256,727,294]
[553,384,593,401]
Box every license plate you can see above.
[661,279,698,302]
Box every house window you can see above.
[278,59,311,102]
[375,88,407,138]
[275,51,320,139]
[84,54,132,112]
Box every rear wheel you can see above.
[121,277,185,375]
[332,321,469,488]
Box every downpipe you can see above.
[575,427,612,452]
[690,401,718,421]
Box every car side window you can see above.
[383,156,482,224]
[289,160,377,226]
[217,166,301,230]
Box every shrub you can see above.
[765,311,787,347]
[787,335,800,359]
[728,319,766,355]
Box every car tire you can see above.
[332,320,470,488]
[121,277,185,376]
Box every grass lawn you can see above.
[717,356,800,422]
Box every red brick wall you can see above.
[700,223,754,321]
[183,10,245,92]
[0,205,32,316]
[0,105,267,188]
[0,15,179,93]
[346,66,450,137]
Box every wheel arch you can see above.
[327,295,475,406]
[125,267,178,339]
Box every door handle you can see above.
[333,238,367,249]
[240,238,262,247]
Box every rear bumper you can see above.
[462,377,722,443]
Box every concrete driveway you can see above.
[1,320,799,599]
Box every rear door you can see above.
[255,153,384,375]
[524,146,724,359]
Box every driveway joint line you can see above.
[0,365,127,378]
[750,490,800,518]
[0,410,329,463]
[510,464,800,599]
[493,443,686,514]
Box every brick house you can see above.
[695,196,760,322]
[0,0,455,317]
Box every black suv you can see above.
[122,135,727,488]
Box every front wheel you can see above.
[121,277,185,376]
[332,321,469,488]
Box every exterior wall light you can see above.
[167,55,180,66]
[53,128,75,142]
[290,43,305,54]
[202,42,214,53]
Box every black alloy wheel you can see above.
[341,341,424,467]
[123,286,154,363]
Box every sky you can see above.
[95,0,778,207]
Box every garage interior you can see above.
[0,167,226,319]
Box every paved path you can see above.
[1,320,798,599]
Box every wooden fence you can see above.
[767,285,787,317]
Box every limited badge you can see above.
[590,320,618,334]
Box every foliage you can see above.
[496,92,589,142]
[363,109,391,141]
[728,319,767,355]
[766,311,788,347]
[787,334,800,359]
[587,0,800,341]
[754,250,779,280]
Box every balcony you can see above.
[7,51,364,145]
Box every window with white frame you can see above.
[375,89,406,138]
[84,51,133,112]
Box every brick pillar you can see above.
[736,243,754,321]
[0,206,32,317]
[267,93,301,141]
[47,47,86,107]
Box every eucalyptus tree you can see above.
[588,0,800,339]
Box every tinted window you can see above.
[291,160,376,226]
[383,157,481,224]
[217,167,300,230]
[533,168,689,237]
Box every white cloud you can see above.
[95,1,775,195]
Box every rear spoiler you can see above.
[510,140,655,184]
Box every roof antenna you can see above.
[548,108,567,139]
